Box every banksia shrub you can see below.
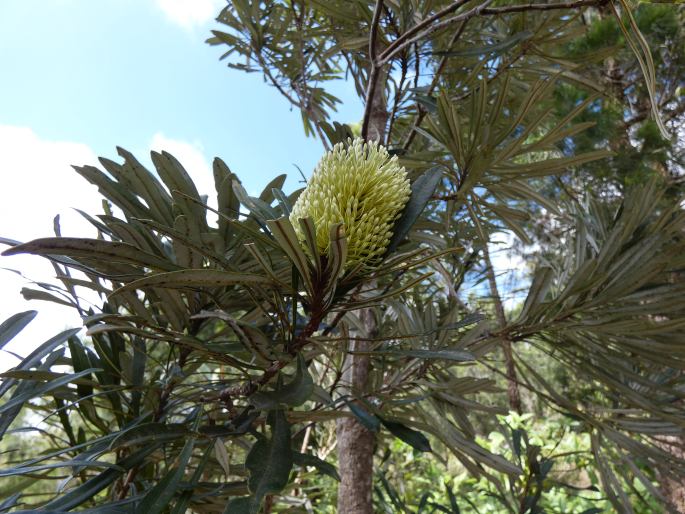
[290,138,411,269]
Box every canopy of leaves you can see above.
[1,1,684,513]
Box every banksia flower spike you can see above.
[290,138,411,269]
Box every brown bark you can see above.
[336,10,388,507]
[335,312,376,513]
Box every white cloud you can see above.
[155,0,224,31]
[0,125,102,371]
[0,128,219,372]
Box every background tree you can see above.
[1,1,684,514]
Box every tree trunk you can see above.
[335,38,388,511]
[655,435,685,513]
[482,240,522,414]
[335,311,377,514]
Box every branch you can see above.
[381,0,607,64]
[117,345,191,499]
[386,52,409,143]
[467,202,522,413]
[402,19,469,149]
[257,52,303,109]
[482,0,607,15]
[378,0,472,65]
[220,287,328,399]
[361,0,385,141]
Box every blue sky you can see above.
[0,0,362,193]
[0,0,362,369]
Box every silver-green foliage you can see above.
[2,1,685,513]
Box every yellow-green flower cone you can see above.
[290,138,411,268]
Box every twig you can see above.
[379,0,472,64]
[383,0,496,63]
[482,0,605,15]
[117,346,191,499]
[467,203,522,413]
[361,0,385,141]
[402,19,469,150]
[386,51,408,143]
[220,280,328,399]
[257,52,302,109]
[381,0,606,64]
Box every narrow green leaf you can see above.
[272,188,292,216]
[42,444,159,510]
[110,269,274,297]
[292,451,340,481]
[298,217,320,271]
[385,168,442,255]
[0,368,100,415]
[151,150,207,230]
[266,217,314,294]
[137,460,187,513]
[0,460,123,477]
[325,222,347,291]
[109,423,191,449]
[249,355,314,410]
[2,238,178,271]
[113,147,174,225]
[225,410,293,513]
[0,328,80,402]
[368,349,476,362]
[20,288,73,307]
[0,311,36,350]
[72,164,151,219]
[0,493,20,512]
[435,31,533,58]
[137,415,199,514]
[347,402,381,432]
[381,419,432,452]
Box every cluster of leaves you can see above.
[0,143,460,512]
[371,412,666,514]
[559,3,685,188]
[2,1,685,513]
